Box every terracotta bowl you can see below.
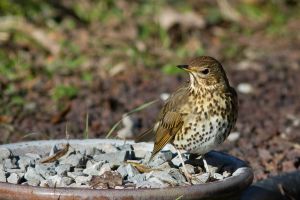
[0,139,253,200]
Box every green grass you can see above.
[51,85,79,101]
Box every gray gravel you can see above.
[0,142,231,189]
[0,148,11,160]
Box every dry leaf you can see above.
[40,143,70,163]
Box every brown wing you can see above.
[149,87,189,160]
[150,111,183,160]
[135,87,189,143]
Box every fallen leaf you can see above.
[40,143,70,163]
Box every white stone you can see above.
[0,169,6,182]
[7,173,21,184]
[55,164,71,176]
[24,167,44,185]
[227,132,240,142]
[126,164,139,178]
[75,175,92,184]
[0,148,11,160]
[192,172,210,184]
[213,173,224,180]
[160,93,170,101]
[99,163,111,175]
[237,83,253,94]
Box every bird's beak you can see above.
[177,65,190,71]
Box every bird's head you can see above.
[177,56,229,91]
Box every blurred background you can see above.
[0,0,299,181]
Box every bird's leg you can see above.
[176,149,192,184]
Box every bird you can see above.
[136,56,238,182]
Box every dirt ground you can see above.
[0,0,299,181]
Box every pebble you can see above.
[0,169,6,182]
[168,168,187,184]
[85,147,97,156]
[93,152,127,164]
[150,171,178,185]
[206,164,219,174]
[147,177,170,188]
[25,167,44,186]
[128,173,146,184]
[35,163,56,178]
[86,160,97,168]
[27,180,40,186]
[180,164,195,174]
[171,155,187,167]
[133,150,148,159]
[3,158,17,169]
[237,83,253,94]
[55,164,71,176]
[74,168,84,173]
[149,151,173,167]
[60,153,85,168]
[223,171,231,178]
[192,172,210,184]
[0,148,11,160]
[117,165,128,178]
[75,175,92,184]
[160,93,170,101]
[18,156,34,170]
[7,173,22,184]
[67,171,84,179]
[126,164,140,178]
[227,132,240,142]
[156,162,172,170]
[40,179,48,187]
[47,175,73,187]
[99,163,111,175]
[213,173,224,180]
[83,162,102,176]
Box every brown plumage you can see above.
[137,56,238,161]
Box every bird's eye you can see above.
[201,68,209,75]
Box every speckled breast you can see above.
[173,91,237,155]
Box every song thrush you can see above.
[137,56,238,182]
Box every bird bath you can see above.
[0,139,253,200]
